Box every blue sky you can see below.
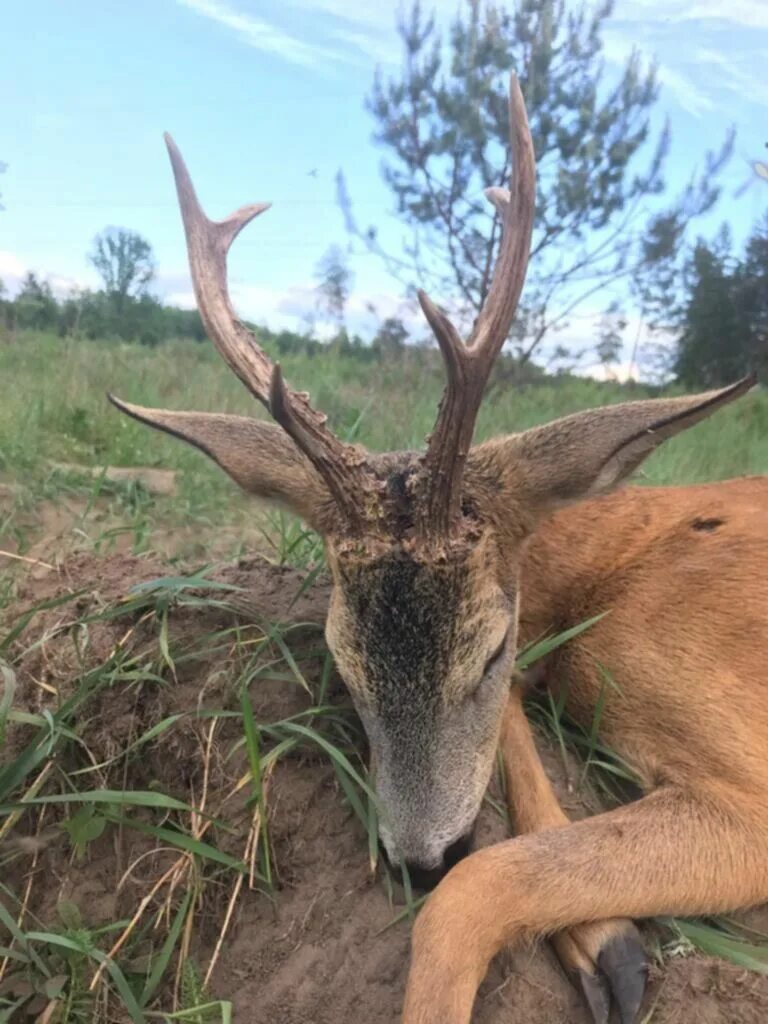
[1,0,767,372]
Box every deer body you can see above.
[110,75,765,1023]
[402,475,768,1024]
[519,476,768,800]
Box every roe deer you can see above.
[109,75,767,1024]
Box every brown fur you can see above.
[112,381,767,1022]
[403,476,768,1022]
[110,70,763,1019]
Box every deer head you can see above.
[110,76,755,887]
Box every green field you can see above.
[1,331,768,1023]
[2,331,766,571]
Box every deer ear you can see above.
[108,395,333,529]
[472,375,756,513]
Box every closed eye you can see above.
[483,632,509,678]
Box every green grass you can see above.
[1,330,768,1018]
[1,331,766,566]
[2,569,768,1021]
[0,569,378,1022]
[2,331,765,473]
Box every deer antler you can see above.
[416,74,536,538]
[164,134,373,532]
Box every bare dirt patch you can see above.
[0,472,279,579]
[2,553,767,1023]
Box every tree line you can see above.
[673,217,768,387]
[2,215,764,388]
[0,227,419,362]
[1,0,765,387]
[0,227,205,347]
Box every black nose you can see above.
[400,831,474,892]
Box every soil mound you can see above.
[2,553,766,1023]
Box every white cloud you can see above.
[0,251,26,282]
[163,289,196,309]
[603,27,716,119]
[0,251,89,297]
[279,0,424,64]
[614,0,768,29]
[176,0,467,68]
[176,0,342,67]
[655,64,716,118]
[48,273,89,296]
[175,1,766,125]
[329,27,400,66]
[282,0,395,31]
[576,361,640,383]
[163,270,422,340]
[669,1,768,30]
[693,46,768,107]
[603,6,768,119]
[154,270,196,299]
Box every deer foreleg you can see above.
[500,689,645,1023]
[402,786,768,1024]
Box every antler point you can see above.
[485,186,511,213]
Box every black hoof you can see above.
[597,931,648,1024]
[577,968,610,1024]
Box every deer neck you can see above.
[516,486,662,647]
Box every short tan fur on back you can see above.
[110,73,766,1024]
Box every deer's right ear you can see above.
[108,396,333,529]
[469,375,756,518]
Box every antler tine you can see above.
[417,74,536,538]
[164,133,273,399]
[469,77,536,358]
[163,133,371,530]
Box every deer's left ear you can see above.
[108,396,334,529]
[469,375,756,514]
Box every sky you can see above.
[1,0,767,375]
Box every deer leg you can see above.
[402,785,768,1024]
[499,689,645,1023]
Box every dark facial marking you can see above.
[385,468,418,536]
[340,552,468,724]
[691,517,725,532]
